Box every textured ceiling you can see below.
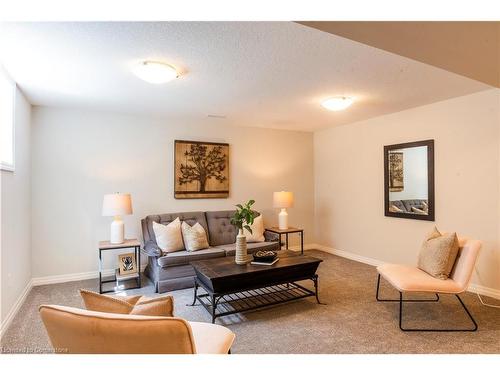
[0,22,492,131]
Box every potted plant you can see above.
[230,199,257,264]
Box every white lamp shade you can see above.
[273,191,294,208]
[102,193,133,216]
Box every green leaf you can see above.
[248,199,255,206]
[236,204,243,209]
[244,225,253,234]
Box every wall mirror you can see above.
[384,140,434,221]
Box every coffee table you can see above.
[190,252,322,323]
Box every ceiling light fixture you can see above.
[132,61,179,84]
[321,96,354,111]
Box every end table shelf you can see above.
[98,239,141,294]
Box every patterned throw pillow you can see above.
[79,289,174,317]
[153,218,184,254]
[181,222,209,251]
[417,227,459,279]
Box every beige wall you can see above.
[314,89,500,292]
[31,107,314,278]
[1,87,32,325]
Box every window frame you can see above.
[0,68,16,172]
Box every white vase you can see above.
[235,229,249,265]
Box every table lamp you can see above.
[273,191,294,230]
[102,193,133,244]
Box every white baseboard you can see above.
[32,264,148,286]
[0,279,33,339]
[299,243,500,301]
[468,283,500,300]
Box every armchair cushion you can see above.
[377,264,463,294]
[189,321,235,354]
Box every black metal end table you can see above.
[98,239,141,294]
[265,226,304,254]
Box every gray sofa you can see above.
[390,199,428,213]
[141,210,280,293]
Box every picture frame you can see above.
[174,140,229,199]
[118,252,137,275]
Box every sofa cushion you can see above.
[216,241,280,257]
[143,212,209,247]
[205,210,238,246]
[157,247,226,268]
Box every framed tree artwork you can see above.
[174,140,229,199]
[388,151,404,192]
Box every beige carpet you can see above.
[1,250,499,354]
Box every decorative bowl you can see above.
[253,250,277,262]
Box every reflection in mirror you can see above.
[384,140,434,221]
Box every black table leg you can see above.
[286,233,289,250]
[211,294,217,324]
[313,275,323,304]
[99,249,102,294]
[301,230,304,255]
[190,279,199,306]
[137,246,141,288]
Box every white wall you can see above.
[314,89,500,292]
[1,87,32,325]
[31,107,314,278]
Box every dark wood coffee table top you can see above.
[190,251,322,281]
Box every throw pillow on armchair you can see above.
[79,289,174,317]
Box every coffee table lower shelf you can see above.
[191,277,320,323]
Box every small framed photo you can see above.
[118,253,137,275]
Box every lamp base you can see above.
[278,208,289,230]
[110,216,124,244]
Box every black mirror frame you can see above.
[384,139,435,221]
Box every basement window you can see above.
[0,67,15,172]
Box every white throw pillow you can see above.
[244,215,265,242]
[181,222,209,252]
[153,218,184,254]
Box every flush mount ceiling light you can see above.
[132,61,179,84]
[321,96,354,111]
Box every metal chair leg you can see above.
[376,274,478,332]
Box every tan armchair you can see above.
[376,237,481,332]
[39,305,235,354]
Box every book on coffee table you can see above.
[251,258,279,266]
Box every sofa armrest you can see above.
[143,240,162,257]
[264,230,279,242]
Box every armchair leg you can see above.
[377,274,478,332]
